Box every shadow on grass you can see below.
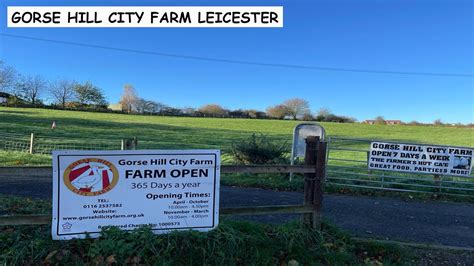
[0,110,35,115]
[0,112,291,152]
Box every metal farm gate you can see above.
[325,137,474,197]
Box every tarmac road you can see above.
[1,176,473,248]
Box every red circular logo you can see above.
[63,158,119,196]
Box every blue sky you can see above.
[1,0,473,123]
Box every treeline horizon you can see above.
[0,61,471,127]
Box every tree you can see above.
[282,98,310,120]
[302,113,314,121]
[160,106,183,116]
[266,104,288,119]
[433,119,443,126]
[49,79,76,108]
[409,120,422,126]
[246,109,258,119]
[244,109,266,119]
[136,98,166,114]
[314,107,332,121]
[229,109,247,118]
[374,116,386,125]
[0,61,17,93]
[120,84,139,113]
[16,75,46,105]
[317,107,331,116]
[181,107,196,116]
[198,104,228,117]
[74,82,107,106]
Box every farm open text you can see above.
[125,168,209,179]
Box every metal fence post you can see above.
[29,133,35,154]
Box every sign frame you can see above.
[52,149,220,240]
[368,141,473,177]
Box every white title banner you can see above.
[52,150,220,240]
[368,142,473,177]
[8,6,283,28]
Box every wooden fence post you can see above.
[29,133,35,154]
[303,136,317,227]
[313,140,327,230]
[132,137,138,150]
[121,137,138,150]
[303,136,326,230]
[434,174,441,193]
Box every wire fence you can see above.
[0,132,288,155]
[1,132,473,196]
[0,132,31,153]
[326,137,474,196]
[0,132,121,155]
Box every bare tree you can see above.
[198,104,228,117]
[266,104,288,119]
[282,98,310,120]
[0,61,17,93]
[316,107,332,117]
[120,84,139,113]
[17,75,46,105]
[49,79,76,108]
[315,107,333,121]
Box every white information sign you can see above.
[369,142,473,177]
[52,150,220,240]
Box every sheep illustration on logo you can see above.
[453,156,471,170]
[63,158,119,196]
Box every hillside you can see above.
[1,107,472,149]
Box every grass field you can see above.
[0,107,473,198]
[0,108,472,263]
[1,107,472,160]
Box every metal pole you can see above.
[290,126,298,182]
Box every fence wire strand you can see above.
[1,132,472,196]
[0,132,120,155]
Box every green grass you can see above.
[0,107,472,198]
[0,151,51,166]
[0,195,410,265]
[1,107,472,154]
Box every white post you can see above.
[29,133,35,154]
